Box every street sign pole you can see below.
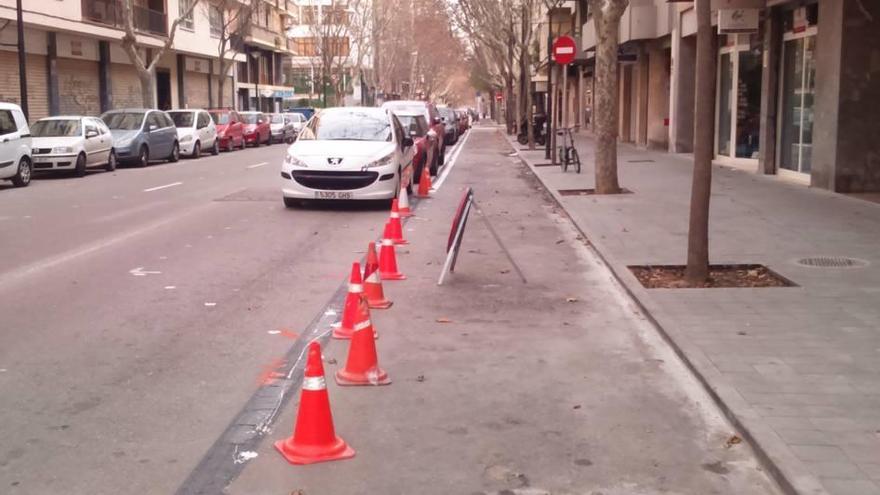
[551,35,577,165]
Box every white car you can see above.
[283,112,307,134]
[0,102,33,187]
[281,107,415,207]
[30,116,116,176]
[167,109,219,158]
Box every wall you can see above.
[646,42,670,149]
[670,32,695,153]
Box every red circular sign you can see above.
[552,36,577,65]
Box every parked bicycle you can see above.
[556,126,581,173]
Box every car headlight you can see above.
[363,154,394,169]
[180,135,193,143]
[52,146,74,154]
[284,153,308,167]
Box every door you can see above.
[156,70,172,111]
[778,31,816,175]
[0,109,20,173]
[83,119,102,165]
[146,112,171,157]
[196,112,214,146]
[92,118,113,164]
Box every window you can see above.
[197,112,210,129]
[102,112,146,130]
[0,110,16,135]
[31,119,81,137]
[179,0,194,30]
[85,123,97,136]
[323,7,349,25]
[147,113,164,130]
[209,4,223,38]
[162,113,175,128]
[294,37,317,56]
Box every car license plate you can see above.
[315,191,353,199]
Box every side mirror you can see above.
[148,124,157,132]
[402,136,414,147]
[85,130,98,138]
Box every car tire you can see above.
[10,157,31,187]
[191,141,201,159]
[137,146,149,167]
[169,142,180,162]
[105,150,117,172]
[74,152,87,177]
[283,196,299,208]
[211,140,220,155]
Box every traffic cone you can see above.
[274,341,355,465]
[363,242,392,309]
[332,262,365,340]
[378,232,406,280]
[417,165,432,198]
[387,201,408,245]
[335,297,391,386]
[398,185,413,217]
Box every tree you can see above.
[684,0,716,285]
[213,0,255,108]
[587,0,628,194]
[120,0,202,107]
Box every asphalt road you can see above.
[0,142,418,494]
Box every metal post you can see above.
[16,0,28,120]
[545,9,553,160]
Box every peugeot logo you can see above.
[327,157,343,165]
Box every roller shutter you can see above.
[0,50,49,122]
[58,58,101,116]
[184,71,210,108]
[110,63,144,109]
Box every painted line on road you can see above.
[246,162,268,169]
[144,182,183,192]
[431,130,471,192]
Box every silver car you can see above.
[269,113,296,144]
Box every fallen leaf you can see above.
[725,434,742,448]
[436,317,453,323]
[573,405,581,410]
[500,269,511,274]
[566,297,579,303]
[555,239,565,244]
[416,375,426,382]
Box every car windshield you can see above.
[386,104,425,115]
[168,112,194,128]
[300,111,391,141]
[293,113,306,122]
[439,108,455,120]
[102,112,145,130]
[242,114,260,124]
[397,115,427,137]
[270,114,284,124]
[209,112,229,125]
[31,119,81,137]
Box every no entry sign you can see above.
[552,36,577,65]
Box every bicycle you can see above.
[556,126,581,173]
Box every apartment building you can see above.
[0,0,296,121]
[235,0,298,111]
[577,0,880,194]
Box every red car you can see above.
[394,112,436,184]
[239,111,271,146]
[382,100,445,175]
[456,109,469,135]
[208,109,245,151]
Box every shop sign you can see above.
[718,8,759,34]
[273,89,296,99]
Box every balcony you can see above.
[82,0,167,37]
[247,23,291,53]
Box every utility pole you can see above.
[545,7,553,160]
[16,0,28,120]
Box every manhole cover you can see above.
[796,256,868,268]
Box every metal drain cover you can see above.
[796,256,868,268]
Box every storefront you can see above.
[715,33,762,165]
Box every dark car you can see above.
[208,109,245,151]
[381,100,445,175]
[287,107,316,120]
[101,109,179,167]
[239,111,270,146]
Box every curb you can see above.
[501,131,826,495]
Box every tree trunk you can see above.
[525,57,534,149]
[593,9,622,194]
[684,0,716,285]
[137,68,155,108]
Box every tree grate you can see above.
[796,257,868,268]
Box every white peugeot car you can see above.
[30,116,116,176]
[167,109,219,158]
[281,107,415,207]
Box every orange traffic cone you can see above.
[417,165,432,198]
[332,262,365,340]
[378,232,406,281]
[274,341,355,465]
[387,202,408,245]
[363,242,392,309]
[398,185,413,217]
[336,297,391,386]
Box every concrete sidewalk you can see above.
[227,125,779,494]
[511,131,880,495]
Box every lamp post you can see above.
[250,51,261,111]
[16,0,28,120]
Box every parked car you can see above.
[437,107,458,145]
[208,109,245,151]
[30,116,116,176]
[393,112,435,183]
[287,107,315,121]
[281,107,415,207]
[269,113,296,144]
[381,100,445,174]
[101,109,179,167]
[284,112,308,135]
[455,108,469,135]
[239,111,270,147]
[167,109,219,158]
[0,102,33,187]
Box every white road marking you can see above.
[129,267,162,277]
[164,286,176,290]
[204,302,217,307]
[143,182,182,192]
[431,130,471,192]
[246,162,268,169]
[267,330,281,335]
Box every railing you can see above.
[82,0,167,36]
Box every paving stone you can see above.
[821,479,880,495]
